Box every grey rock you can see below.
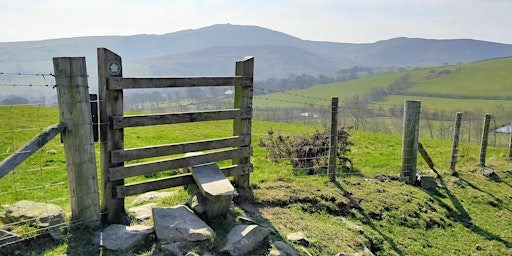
[287,231,311,247]
[342,217,364,233]
[128,203,157,220]
[161,242,184,256]
[153,205,215,242]
[101,224,154,252]
[273,241,299,256]
[0,229,19,246]
[186,194,206,217]
[268,249,287,256]
[222,225,270,255]
[2,200,65,240]
[133,191,175,204]
[419,175,437,190]
[482,167,501,182]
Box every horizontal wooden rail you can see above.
[107,76,253,90]
[111,109,252,129]
[115,163,252,198]
[111,135,251,163]
[0,123,66,179]
[108,146,252,181]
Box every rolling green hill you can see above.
[254,57,512,113]
[1,105,511,255]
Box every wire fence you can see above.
[0,71,103,248]
[2,69,511,248]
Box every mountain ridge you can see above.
[1,23,512,95]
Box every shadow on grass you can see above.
[458,177,511,212]
[427,177,512,248]
[332,181,405,256]
[231,187,288,254]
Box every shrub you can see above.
[258,126,353,174]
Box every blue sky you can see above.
[2,0,511,44]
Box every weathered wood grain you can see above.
[107,76,252,90]
[111,135,251,163]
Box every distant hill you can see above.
[2,23,512,95]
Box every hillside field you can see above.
[254,57,512,114]
[1,105,512,255]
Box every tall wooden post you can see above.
[479,114,491,167]
[508,122,512,160]
[328,98,339,181]
[401,100,421,183]
[233,56,254,189]
[450,112,463,174]
[98,48,125,224]
[53,57,101,229]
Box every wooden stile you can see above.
[98,48,254,224]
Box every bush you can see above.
[258,126,353,174]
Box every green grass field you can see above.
[1,105,512,255]
[255,57,512,114]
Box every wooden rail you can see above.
[98,48,254,224]
[0,123,66,179]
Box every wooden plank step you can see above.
[191,163,235,200]
[190,162,234,220]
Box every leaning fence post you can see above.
[401,100,421,183]
[450,112,463,174]
[328,97,339,181]
[53,57,101,229]
[479,114,491,167]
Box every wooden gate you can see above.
[98,48,254,223]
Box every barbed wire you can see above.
[0,72,54,77]
[254,87,330,102]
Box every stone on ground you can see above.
[153,205,215,242]
[133,191,175,204]
[101,224,154,252]
[128,203,157,220]
[287,231,311,247]
[1,200,65,239]
[221,224,270,255]
[273,241,299,256]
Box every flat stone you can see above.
[133,191,175,204]
[287,231,311,247]
[419,175,437,190]
[221,225,270,256]
[128,203,157,220]
[101,224,154,252]
[153,205,215,242]
[273,241,299,256]
[2,200,65,240]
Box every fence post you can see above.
[401,100,421,183]
[233,56,254,189]
[508,122,512,160]
[53,57,101,229]
[328,97,339,181]
[479,114,491,167]
[98,48,126,224]
[450,112,463,174]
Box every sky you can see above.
[1,0,512,44]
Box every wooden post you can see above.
[401,100,421,183]
[450,112,463,174]
[509,122,512,160]
[53,57,101,229]
[233,56,254,189]
[328,97,339,181]
[479,114,491,167]
[98,48,126,224]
